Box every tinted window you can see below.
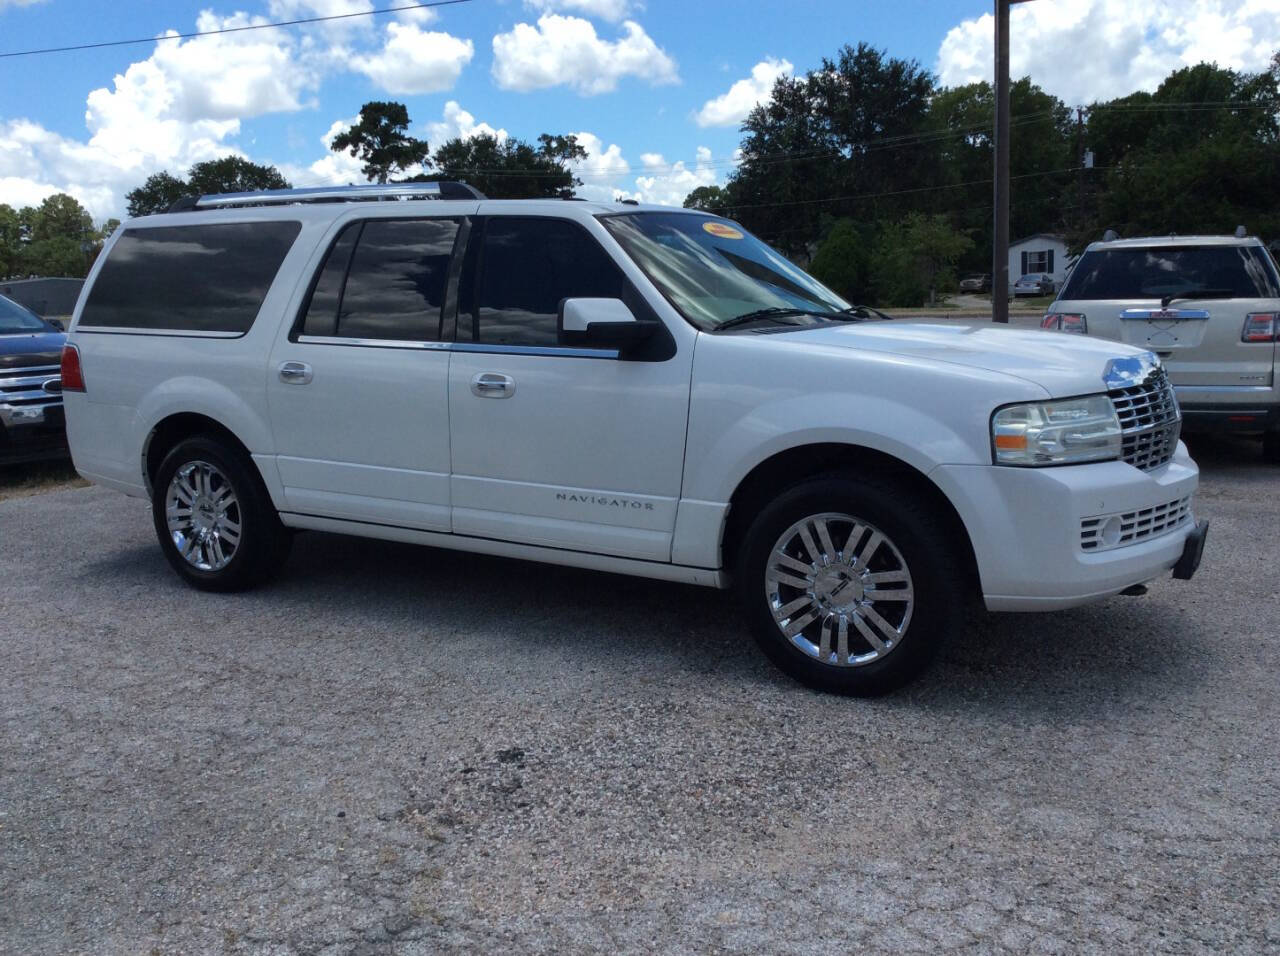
[462,218,626,346]
[1061,245,1280,300]
[81,222,301,333]
[299,223,359,337]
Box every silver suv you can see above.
[1043,233,1280,461]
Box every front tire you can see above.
[151,435,291,592]
[737,475,962,696]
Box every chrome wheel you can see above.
[765,512,914,667]
[165,460,241,572]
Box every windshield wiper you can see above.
[714,307,849,331]
[1158,288,1234,308]
[713,307,814,331]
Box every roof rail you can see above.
[170,181,486,212]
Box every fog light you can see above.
[1101,515,1123,547]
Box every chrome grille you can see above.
[1080,496,1192,552]
[1108,365,1180,471]
[0,364,62,408]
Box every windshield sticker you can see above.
[703,221,744,240]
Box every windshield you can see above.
[1061,245,1280,300]
[0,295,48,334]
[599,212,850,329]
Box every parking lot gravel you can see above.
[1,434,1278,954]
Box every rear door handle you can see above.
[471,372,515,398]
[278,361,313,385]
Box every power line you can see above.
[0,0,473,59]
[702,164,1093,214]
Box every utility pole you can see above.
[1075,107,1085,233]
[992,0,1035,324]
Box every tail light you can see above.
[1040,312,1087,334]
[60,344,85,392]
[1241,313,1277,342]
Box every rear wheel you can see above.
[151,435,291,592]
[737,475,962,695]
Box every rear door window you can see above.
[80,221,301,333]
[300,218,461,342]
[458,217,626,347]
[1061,245,1280,300]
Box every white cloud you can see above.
[0,11,319,220]
[524,0,634,21]
[491,14,678,94]
[349,22,474,95]
[567,131,631,201]
[423,101,508,151]
[0,0,48,8]
[694,57,793,128]
[279,117,368,188]
[936,0,1280,104]
[628,147,719,206]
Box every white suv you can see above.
[61,183,1208,695]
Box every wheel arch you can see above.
[143,413,262,497]
[721,442,982,598]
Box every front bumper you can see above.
[932,442,1201,612]
[0,402,69,464]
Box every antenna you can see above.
[1234,225,1247,238]
[1102,229,1119,242]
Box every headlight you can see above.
[991,394,1122,466]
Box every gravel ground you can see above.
[1,435,1277,954]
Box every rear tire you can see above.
[736,474,962,696]
[151,435,291,592]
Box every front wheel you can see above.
[151,435,291,592]
[737,475,963,696]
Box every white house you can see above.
[1009,233,1073,288]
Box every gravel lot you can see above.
[1,435,1277,954]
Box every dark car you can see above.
[0,293,68,464]
[959,273,992,293]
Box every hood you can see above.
[0,331,66,369]
[779,321,1149,397]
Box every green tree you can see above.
[927,78,1074,272]
[422,133,585,198]
[0,203,21,278]
[1084,63,1280,244]
[32,193,93,243]
[22,237,86,278]
[682,185,727,211]
[869,213,973,306]
[808,218,873,303]
[125,171,189,217]
[726,43,938,257]
[125,159,291,217]
[186,156,290,196]
[331,101,431,184]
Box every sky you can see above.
[1,0,1278,222]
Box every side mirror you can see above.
[558,297,658,351]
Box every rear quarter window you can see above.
[1061,245,1280,300]
[80,221,302,333]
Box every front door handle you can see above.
[471,372,515,398]
[278,361,313,385]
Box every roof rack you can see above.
[166,181,486,213]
